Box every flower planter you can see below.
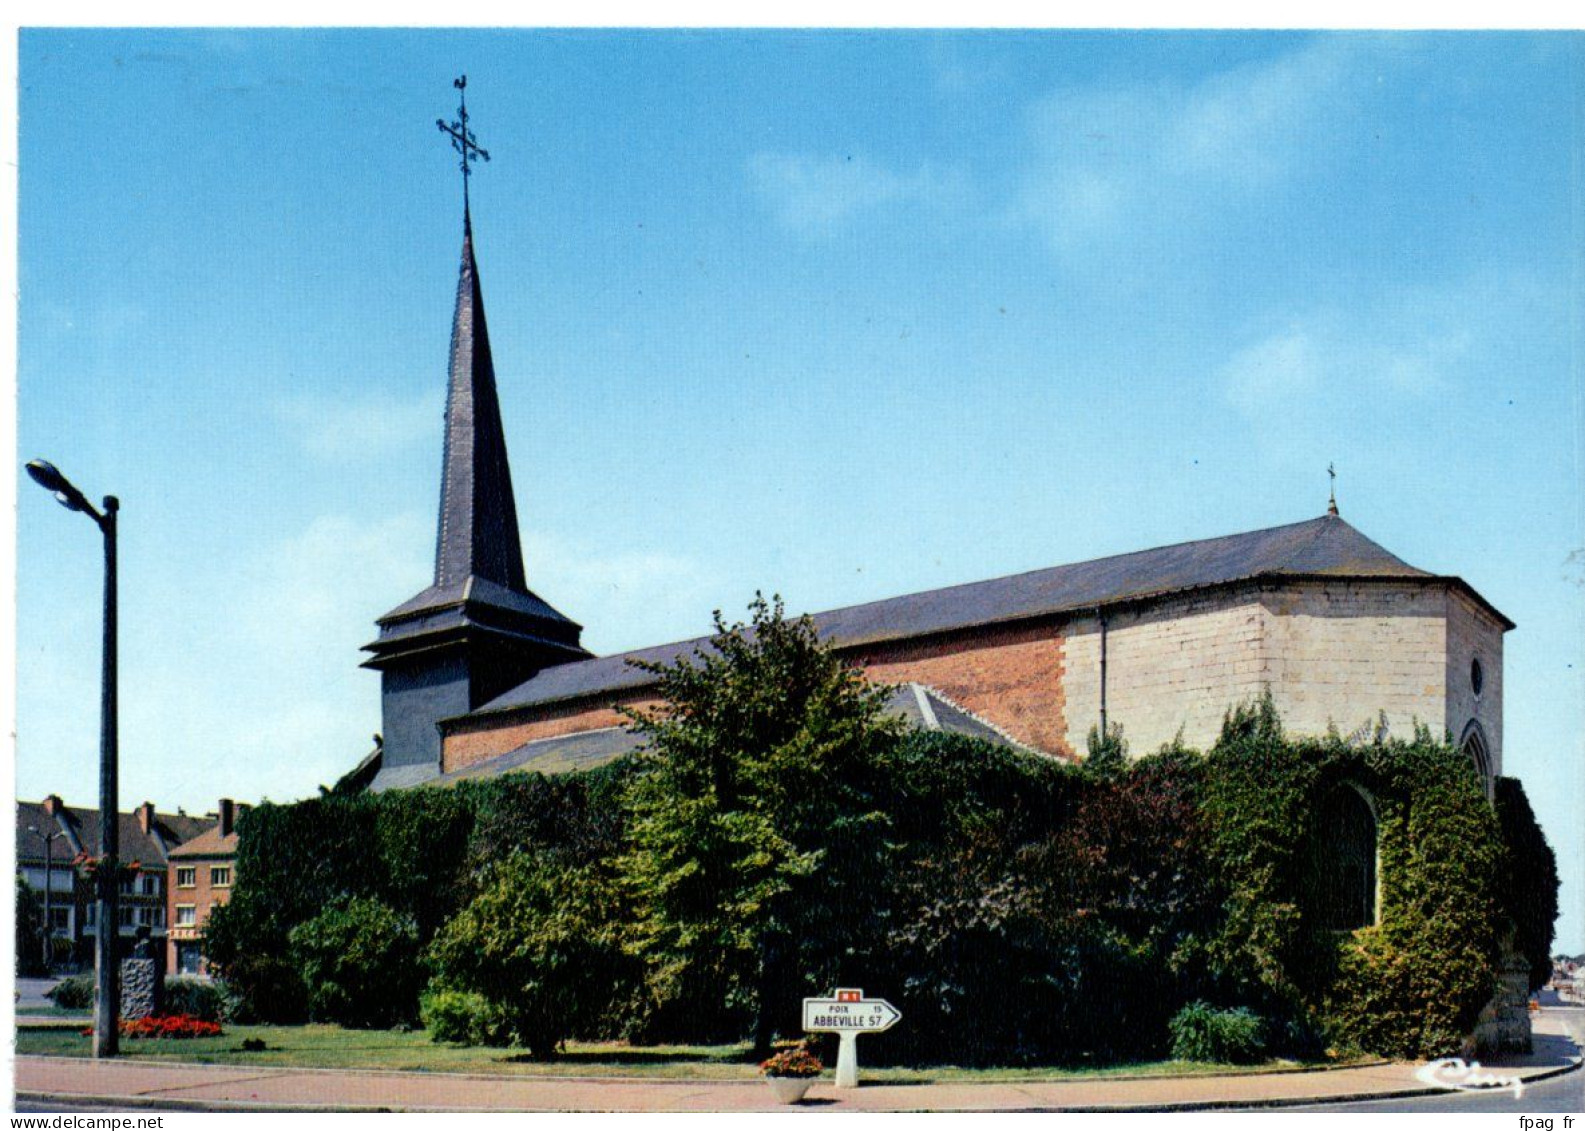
[766,1076,814,1104]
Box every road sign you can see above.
[803,993,902,1033]
[802,988,902,1088]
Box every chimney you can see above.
[218,798,236,838]
[137,801,156,835]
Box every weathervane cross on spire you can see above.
[437,75,490,218]
[1327,462,1339,516]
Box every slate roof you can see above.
[423,681,1020,786]
[464,514,1508,722]
[372,217,580,636]
[16,799,215,869]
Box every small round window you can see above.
[1471,658,1484,697]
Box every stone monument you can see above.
[120,925,163,1021]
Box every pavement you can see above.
[13,1009,1581,1113]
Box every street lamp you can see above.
[26,824,64,972]
[25,459,120,1058]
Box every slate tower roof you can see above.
[362,205,588,789]
[436,213,528,594]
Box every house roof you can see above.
[16,799,215,869]
[167,825,239,860]
[422,681,1021,786]
[463,514,1509,722]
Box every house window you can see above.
[1312,785,1378,931]
[1471,657,1485,697]
[175,904,197,927]
[135,905,163,928]
[175,940,203,975]
[210,865,232,888]
[176,866,196,888]
[48,906,72,934]
[140,874,162,897]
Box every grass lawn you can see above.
[14,1024,1346,1083]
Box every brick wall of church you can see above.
[441,693,663,773]
[1062,588,1270,756]
[847,623,1070,756]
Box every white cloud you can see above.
[275,388,443,462]
[1217,274,1501,427]
[1221,327,1322,417]
[1014,38,1385,264]
[524,530,721,655]
[747,152,964,237]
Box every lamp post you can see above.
[25,459,119,1058]
[26,824,64,972]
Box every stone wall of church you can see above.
[1261,580,1448,744]
[441,693,664,773]
[1445,587,1505,776]
[1062,588,1270,756]
[848,623,1069,756]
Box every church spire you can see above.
[434,220,528,591]
[362,78,587,790]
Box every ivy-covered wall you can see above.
[206,698,1555,1063]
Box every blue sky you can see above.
[15,29,1584,949]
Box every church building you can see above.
[352,109,1512,795]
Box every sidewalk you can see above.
[15,1013,1581,1113]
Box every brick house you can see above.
[347,204,1510,799]
[165,799,245,976]
[15,796,214,972]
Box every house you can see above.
[15,796,214,972]
[165,799,245,976]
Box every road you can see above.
[15,978,62,1010]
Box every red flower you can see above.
[119,1013,222,1040]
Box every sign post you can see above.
[802,987,901,1088]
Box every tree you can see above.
[15,876,46,977]
[424,851,636,1058]
[618,594,902,1052]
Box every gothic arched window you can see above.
[1313,785,1378,931]
[1461,720,1492,790]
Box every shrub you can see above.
[420,986,514,1047]
[290,897,422,1028]
[1169,1002,1267,1064]
[163,977,225,1022]
[48,974,95,1010]
[214,953,309,1025]
[426,851,636,1058]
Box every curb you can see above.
[16,1058,1580,1114]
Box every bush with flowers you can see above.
[759,1046,823,1078]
